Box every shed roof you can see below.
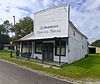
[19,32,66,41]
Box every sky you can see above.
[0,0,100,43]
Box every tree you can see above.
[0,34,10,50]
[0,20,12,50]
[0,20,13,35]
[0,34,10,44]
[90,39,100,47]
[11,17,33,39]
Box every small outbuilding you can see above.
[89,46,100,54]
[3,44,15,50]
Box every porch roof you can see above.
[18,32,67,42]
[19,32,35,41]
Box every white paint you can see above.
[68,23,88,64]
[34,5,69,38]
[31,42,35,58]
[19,42,22,53]
[19,5,88,64]
[34,54,42,59]
[3,47,9,50]
[33,40,69,63]
[54,42,68,63]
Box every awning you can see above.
[18,32,68,42]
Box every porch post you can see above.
[10,50,12,58]
[18,42,22,59]
[15,43,17,58]
[41,41,44,63]
[20,42,22,53]
[31,42,34,58]
[59,39,61,65]
[16,43,19,58]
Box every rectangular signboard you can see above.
[34,5,69,38]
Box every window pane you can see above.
[23,45,27,52]
[38,47,41,53]
[57,46,60,55]
[35,43,42,53]
[61,47,66,55]
[36,47,38,52]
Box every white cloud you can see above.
[70,0,100,42]
[81,0,100,10]
[0,0,100,42]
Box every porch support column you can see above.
[31,41,34,58]
[59,39,61,65]
[15,43,17,58]
[19,42,22,59]
[10,50,12,58]
[20,42,22,53]
[41,41,44,63]
[16,43,20,58]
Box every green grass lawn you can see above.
[0,50,100,81]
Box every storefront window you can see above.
[22,42,27,52]
[22,42,32,53]
[55,40,66,56]
[35,43,42,54]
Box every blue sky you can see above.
[0,0,100,43]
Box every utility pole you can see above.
[13,15,18,58]
[10,16,16,58]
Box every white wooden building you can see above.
[17,5,88,65]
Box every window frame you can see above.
[55,40,66,56]
[73,30,75,36]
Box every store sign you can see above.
[34,5,69,38]
[36,25,61,34]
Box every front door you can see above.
[43,43,53,61]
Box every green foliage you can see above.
[91,39,100,47]
[0,20,13,35]
[0,20,11,50]
[0,17,33,42]
[0,34,10,44]
[0,25,5,34]
[9,36,16,42]
[0,34,10,50]
[11,17,33,39]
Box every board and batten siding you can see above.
[68,23,88,64]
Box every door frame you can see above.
[43,43,54,61]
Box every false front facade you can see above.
[16,5,88,65]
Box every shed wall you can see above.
[96,47,100,54]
